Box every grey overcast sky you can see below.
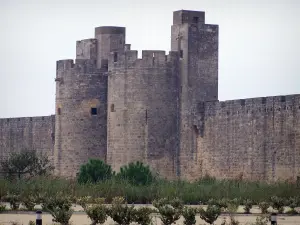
[0,0,299,118]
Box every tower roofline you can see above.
[95,26,125,35]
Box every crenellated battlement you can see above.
[56,58,107,76]
[0,115,55,126]
[108,50,179,71]
[194,94,300,117]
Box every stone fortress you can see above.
[0,10,299,182]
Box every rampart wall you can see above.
[107,50,180,178]
[0,116,55,162]
[193,94,300,182]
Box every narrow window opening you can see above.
[91,108,97,115]
[193,17,199,23]
[113,52,118,62]
[179,50,183,58]
[193,125,199,135]
[145,110,148,124]
[57,108,61,115]
[111,104,115,112]
[241,99,245,106]
[281,96,286,102]
[262,97,266,104]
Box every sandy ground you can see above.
[1,213,300,225]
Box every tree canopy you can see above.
[0,150,54,180]
[77,159,113,184]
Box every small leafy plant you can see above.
[270,196,285,213]
[153,198,183,225]
[133,207,155,225]
[2,192,20,210]
[243,199,253,214]
[258,202,270,214]
[199,204,221,225]
[286,197,299,215]
[85,198,109,225]
[182,206,197,225]
[42,192,74,225]
[109,196,136,225]
[21,194,36,211]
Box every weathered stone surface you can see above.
[0,10,299,182]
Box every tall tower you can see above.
[171,10,219,179]
[54,26,125,177]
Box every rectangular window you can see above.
[193,17,199,23]
[91,108,97,115]
[113,52,118,62]
[180,50,183,58]
[57,108,61,115]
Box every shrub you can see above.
[133,207,155,225]
[153,198,183,225]
[270,196,285,213]
[182,206,197,225]
[109,197,136,225]
[249,215,269,225]
[21,194,36,211]
[42,192,73,225]
[2,193,20,210]
[85,198,108,225]
[286,197,299,214]
[77,159,113,184]
[117,161,155,186]
[208,198,229,212]
[0,204,6,213]
[199,205,221,225]
[258,202,269,214]
[243,199,253,214]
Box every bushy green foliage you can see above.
[132,207,155,225]
[2,192,21,210]
[42,192,73,225]
[116,161,155,186]
[0,203,6,213]
[109,197,136,225]
[270,196,285,213]
[0,176,299,205]
[85,198,108,225]
[208,198,229,212]
[182,206,197,225]
[77,159,113,184]
[28,221,35,225]
[20,194,36,211]
[153,198,183,225]
[243,199,253,214]
[249,215,269,225]
[199,205,221,224]
[286,197,300,214]
[0,150,54,180]
[258,202,270,214]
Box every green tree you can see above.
[116,161,155,185]
[77,159,113,184]
[0,150,54,180]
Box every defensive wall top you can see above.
[194,94,300,116]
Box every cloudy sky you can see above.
[0,0,299,118]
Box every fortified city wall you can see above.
[192,94,300,182]
[0,116,55,161]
